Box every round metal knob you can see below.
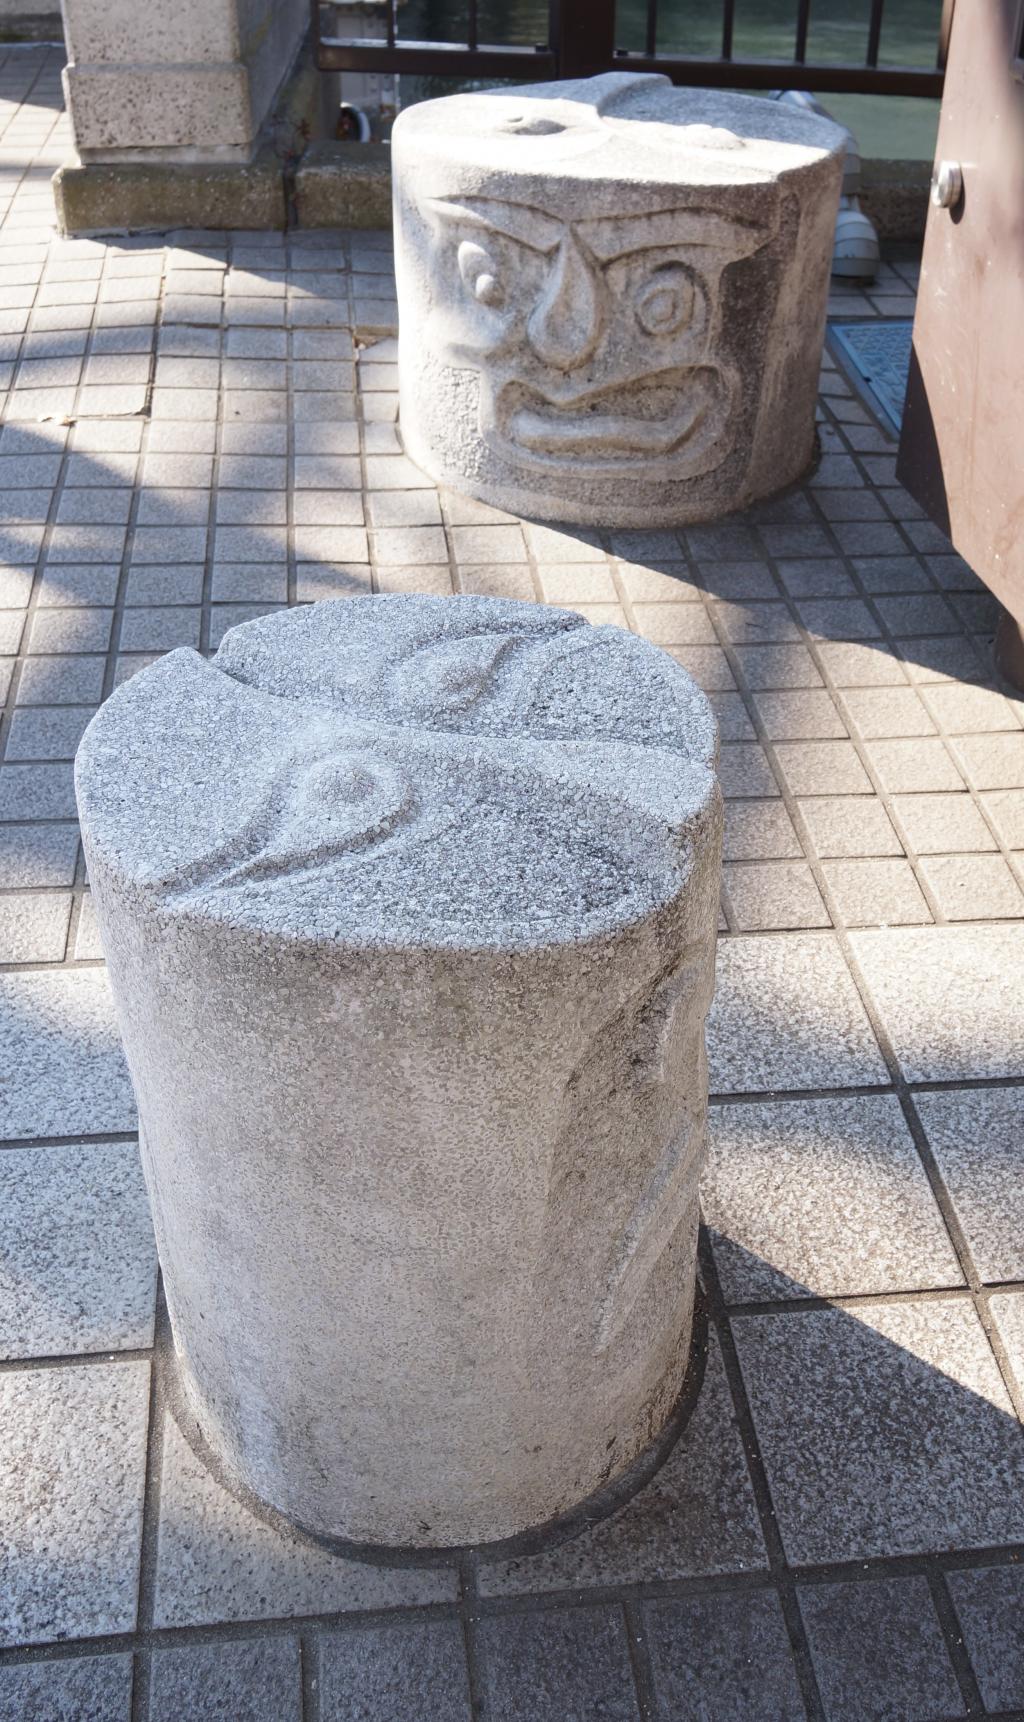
[931,160,963,209]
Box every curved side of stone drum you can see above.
[75,595,722,1548]
[393,71,845,526]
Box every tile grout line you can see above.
[927,1568,987,1717]
[803,418,1024,914]
[622,1596,657,1720]
[696,1230,827,1722]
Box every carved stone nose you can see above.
[527,230,602,370]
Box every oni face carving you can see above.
[423,196,769,476]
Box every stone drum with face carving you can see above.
[75,595,722,1549]
[393,72,845,526]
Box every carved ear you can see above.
[422,197,564,255]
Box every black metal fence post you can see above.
[549,0,617,78]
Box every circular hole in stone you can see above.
[503,115,566,136]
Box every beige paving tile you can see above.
[892,794,997,855]
[751,689,847,740]
[840,686,937,739]
[918,854,1024,920]
[774,740,872,797]
[851,923,1024,1080]
[822,859,932,927]
[723,861,830,931]
[865,738,964,794]
[952,733,1024,791]
[704,1094,962,1301]
[723,800,802,861]
[922,683,1022,733]
[799,796,903,858]
[537,564,617,604]
[632,603,716,645]
[981,790,1024,849]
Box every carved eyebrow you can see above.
[424,197,563,255]
[576,208,770,263]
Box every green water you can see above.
[400,0,941,156]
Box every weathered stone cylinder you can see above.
[393,71,844,526]
[75,596,721,1547]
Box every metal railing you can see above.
[313,0,949,97]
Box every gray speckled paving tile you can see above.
[0,970,136,1141]
[851,925,1024,1081]
[0,1141,156,1360]
[0,1360,149,1645]
[915,1088,1024,1283]
[703,1095,961,1303]
[644,1590,805,1722]
[149,1637,301,1722]
[319,1621,470,1722]
[797,1577,964,1722]
[0,1653,133,1722]
[475,1606,640,1722]
[0,892,71,963]
[477,1332,765,1596]
[707,934,886,1094]
[987,1292,1024,1405]
[947,1565,1024,1713]
[152,1413,456,1628]
[733,1300,1024,1563]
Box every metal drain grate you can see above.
[828,319,914,435]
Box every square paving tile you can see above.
[0,1360,149,1644]
[851,925,1024,1081]
[915,1088,1024,1283]
[703,1095,961,1303]
[153,1414,455,1628]
[644,1590,805,1722]
[946,1565,1024,1713]
[475,1606,640,1722]
[0,969,136,1141]
[722,800,802,861]
[952,733,1024,791]
[718,743,779,798]
[477,1334,765,1596]
[981,788,1024,850]
[733,1300,1024,1563]
[774,741,872,797]
[0,1141,156,1360]
[797,1577,964,1722]
[722,862,830,931]
[821,857,932,926]
[987,1285,1024,1395]
[919,853,1024,920]
[752,690,847,740]
[0,1653,133,1721]
[0,891,72,962]
[149,1637,302,1722]
[319,1622,470,1722]
[708,934,886,1094]
[892,793,996,855]
[0,824,79,889]
[865,737,964,793]
[840,686,936,738]
[798,796,903,858]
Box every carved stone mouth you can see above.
[498,368,722,461]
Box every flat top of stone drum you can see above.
[75,596,718,952]
[392,70,846,188]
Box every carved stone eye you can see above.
[635,266,694,336]
[458,239,505,309]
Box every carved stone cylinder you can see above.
[393,71,844,527]
[75,596,722,1548]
